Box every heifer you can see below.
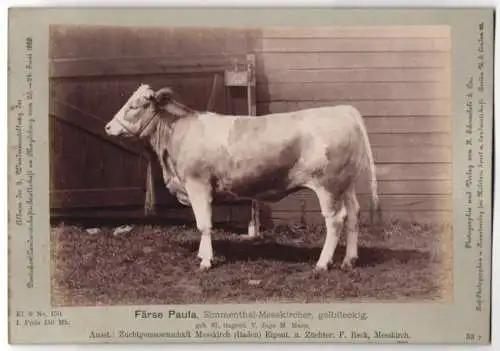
[105,84,380,271]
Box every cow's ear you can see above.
[153,88,174,107]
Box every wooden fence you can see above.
[49,25,452,225]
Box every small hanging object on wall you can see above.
[224,56,254,87]
[224,54,260,238]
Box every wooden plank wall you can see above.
[50,25,452,226]
[254,27,452,223]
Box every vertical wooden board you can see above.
[226,87,250,115]
[80,79,129,122]
[175,79,200,109]
[100,139,118,190]
[54,119,67,190]
[200,76,213,110]
[49,116,60,192]
[58,80,83,111]
[55,79,108,123]
[78,130,91,189]
[49,80,57,191]
[58,121,90,190]
[52,118,64,190]
[94,79,121,121]
[53,80,144,191]
[78,80,123,189]
[86,132,118,190]
[128,154,146,188]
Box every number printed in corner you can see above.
[465,333,482,342]
[14,310,70,328]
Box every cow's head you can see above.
[105,83,173,137]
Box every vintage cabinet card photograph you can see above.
[7,7,494,344]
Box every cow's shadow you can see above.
[179,237,429,268]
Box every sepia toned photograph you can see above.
[8,7,493,345]
[49,24,453,307]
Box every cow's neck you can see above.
[147,116,174,158]
[144,100,196,159]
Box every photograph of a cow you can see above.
[104,84,380,271]
[50,25,453,306]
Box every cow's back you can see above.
[168,105,366,200]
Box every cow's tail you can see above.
[352,107,382,229]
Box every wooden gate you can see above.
[49,54,254,225]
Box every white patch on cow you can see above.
[197,113,235,150]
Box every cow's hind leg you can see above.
[312,186,347,271]
[341,187,360,271]
[184,179,213,270]
[246,200,261,239]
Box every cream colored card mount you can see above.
[7,7,493,344]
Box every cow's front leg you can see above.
[184,178,213,270]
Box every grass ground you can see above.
[51,219,452,306]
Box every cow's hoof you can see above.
[340,257,357,271]
[199,259,212,270]
[314,264,329,272]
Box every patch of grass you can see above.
[51,219,452,306]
